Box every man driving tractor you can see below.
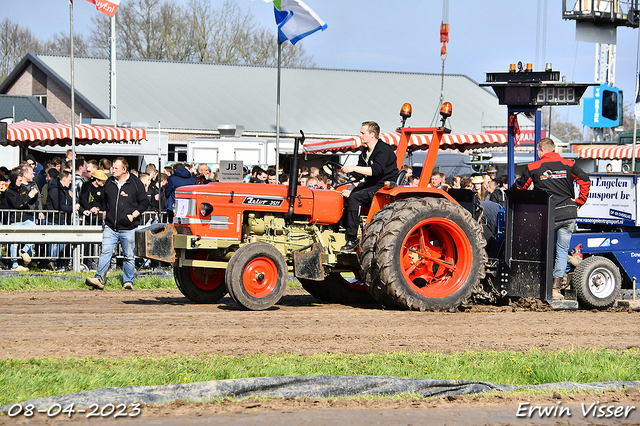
[339,121,399,252]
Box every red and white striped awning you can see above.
[303,132,507,154]
[578,145,640,160]
[5,122,147,147]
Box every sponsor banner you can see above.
[84,0,121,18]
[577,174,637,226]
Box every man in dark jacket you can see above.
[339,121,398,252]
[513,138,591,299]
[46,170,74,225]
[79,169,108,224]
[163,164,196,223]
[45,170,74,268]
[6,172,36,271]
[86,157,149,291]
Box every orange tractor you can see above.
[136,104,488,311]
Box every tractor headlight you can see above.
[200,203,213,217]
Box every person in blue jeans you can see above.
[6,172,36,271]
[513,138,591,300]
[85,158,149,290]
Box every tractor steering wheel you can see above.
[324,161,355,189]
[323,161,343,176]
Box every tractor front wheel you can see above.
[173,251,227,303]
[373,198,487,311]
[225,242,288,310]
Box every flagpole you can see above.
[633,25,640,172]
[275,39,282,183]
[110,15,117,123]
[70,0,79,272]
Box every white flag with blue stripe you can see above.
[258,0,327,45]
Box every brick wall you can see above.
[6,64,33,96]
[47,76,94,124]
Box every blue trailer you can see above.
[566,173,640,309]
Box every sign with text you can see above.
[485,129,547,146]
[577,174,637,226]
[219,160,243,182]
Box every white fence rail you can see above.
[0,210,169,271]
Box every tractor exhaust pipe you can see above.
[286,130,305,221]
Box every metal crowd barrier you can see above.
[0,209,169,271]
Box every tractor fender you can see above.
[367,186,458,223]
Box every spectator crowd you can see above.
[0,149,505,273]
[0,151,223,272]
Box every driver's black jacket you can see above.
[352,139,398,189]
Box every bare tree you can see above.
[157,1,193,61]
[187,0,216,62]
[88,12,112,58]
[42,31,90,56]
[87,0,314,67]
[0,0,315,84]
[0,18,42,83]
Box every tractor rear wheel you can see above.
[299,270,376,305]
[358,199,414,309]
[173,251,227,303]
[373,198,487,311]
[572,256,621,309]
[225,242,288,310]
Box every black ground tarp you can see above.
[3,376,640,411]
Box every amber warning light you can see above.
[438,102,452,132]
[398,103,412,130]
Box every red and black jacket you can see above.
[513,152,590,222]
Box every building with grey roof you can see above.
[0,53,517,169]
[1,53,510,135]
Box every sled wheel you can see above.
[225,242,288,310]
[358,199,415,308]
[374,198,487,311]
[173,251,227,303]
[573,256,621,309]
[299,270,376,305]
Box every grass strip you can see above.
[0,271,302,291]
[0,272,175,291]
[1,349,639,406]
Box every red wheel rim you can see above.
[400,218,472,298]
[336,270,366,291]
[190,252,224,291]
[241,256,279,298]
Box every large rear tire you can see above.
[573,256,621,309]
[225,242,288,310]
[373,198,487,311]
[299,271,376,304]
[358,199,413,308]
[173,251,227,303]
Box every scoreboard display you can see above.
[489,84,584,106]
[481,68,593,107]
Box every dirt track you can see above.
[3,288,640,425]
[2,288,639,358]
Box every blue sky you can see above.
[5,0,640,128]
